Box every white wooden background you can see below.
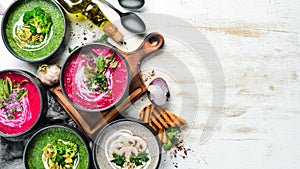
[1,0,300,169]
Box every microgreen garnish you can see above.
[84,53,118,94]
[0,77,28,120]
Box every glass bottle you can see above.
[57,0,123,42]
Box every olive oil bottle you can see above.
[57,0,123,42]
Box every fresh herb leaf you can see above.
[7,113,16,120]
[104,54,119,69]
[0,79,5,100]
[105,54,114,64]
[93,34,108,43]
[6,77,13,94]
[111,153,125,167]
[129,152,150,166]
[87,73,108,93]
[110,60,119,68]
[3,78,10,99]
[96,55,106,73]
[68,46,79,53]
[83,67,96,79]
[17,89,28,101]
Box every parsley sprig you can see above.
[111,152,150,168]
[111,153,126,167]
[130,151,150,166]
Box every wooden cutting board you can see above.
[50,32,164,140]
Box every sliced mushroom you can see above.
[132,136,148,152]
[108,142,124,158]
[118,135,135,147]
[118,147,139,160]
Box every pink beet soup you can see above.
[0,71,41,135]
[63,45,129,111]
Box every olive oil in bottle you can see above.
[57,0,123,42]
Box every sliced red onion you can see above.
[147,77,170,106]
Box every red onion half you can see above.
[147,77,170,106]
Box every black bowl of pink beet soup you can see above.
[60,43,131,113]
[0,69,47,138]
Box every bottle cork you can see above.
[103,22,124,43]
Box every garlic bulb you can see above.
[37,64,61,86]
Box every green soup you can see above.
[25,127,89,169]
[5,0,65,61]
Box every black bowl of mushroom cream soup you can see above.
[93,119,161,169]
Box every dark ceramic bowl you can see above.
[60,43,131,113]
[1,0,69,63]
[0,69,47,138]
[23,124,92,169]
[93,119,162,169]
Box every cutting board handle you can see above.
[117,32,165,76]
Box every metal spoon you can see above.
[118,0,145,10]
[102,0,146,34]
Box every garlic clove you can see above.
[37,64,61,86]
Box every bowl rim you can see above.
[23,124,92,169]
[0,0,68,63]
[92,118,162,169]
[60,43,132,113]
[0,69,47,138]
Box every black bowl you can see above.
[1,0,69,63]
[60,43,131,113]
[93,118,162,169]
[23,124,92,169]
[0,69,47,139]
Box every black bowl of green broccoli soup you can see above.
[1,0,68,63]
[24,125,91,169]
